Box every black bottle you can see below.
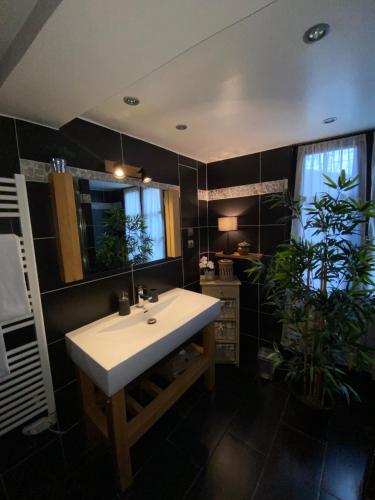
[119,290,130,316]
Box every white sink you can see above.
[65,288,221,396]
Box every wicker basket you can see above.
[218,259,233,281]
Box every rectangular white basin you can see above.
[65,288,221,396]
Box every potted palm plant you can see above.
[247,171,375,408]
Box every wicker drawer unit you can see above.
[200,277,241,367]
[214,321,236,342]
[216,343,236,363]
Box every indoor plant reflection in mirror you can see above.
[96,207,153,270]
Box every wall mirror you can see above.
[49,172,181,283]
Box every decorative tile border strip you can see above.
[198,179,287,201]
[20,159,180,192]
[198,189,209,202]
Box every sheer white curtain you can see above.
[124,187,141,217]
[292,134,367,244]
[142,187,165,261]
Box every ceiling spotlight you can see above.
[123,96,140,106]
[176,124,188,130]
[322,117,337,124]
[303,23,330,44]
[142,175,152,184]
[113,166,126,179]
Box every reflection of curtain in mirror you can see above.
[124,188,141,261]
[142,188,166,261]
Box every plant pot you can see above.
[50,157,66,173]
[204,270,215,281]
[292,389,335,412]
[237,247,250,255]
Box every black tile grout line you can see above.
[178,164,198,171]
[47,336,67,347]
[316,441,328,500]
[53,377,78,394]
[280,421,327,446]
[250,392,291,500]
[177,164,185,288]
[130,388,208,483]
[239,332,273,344]
[0,473,9,500]
[182,393,245,499]
[55,415,84,436]
[226,428,268,458]
[195,168,201,258]
[183,279,200,288]
[239,306,259,314]
[1,434,59,476]
[40,257,183,295]
[58,432,68,469]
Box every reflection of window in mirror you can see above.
[79,179,167,274]
[124,187,166,261]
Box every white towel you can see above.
[0,235,31,322]
[0,235,31,378]
[0,327,9,379]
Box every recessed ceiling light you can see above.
[142,175,152,184]
[322,117,337,124]
[176,124,188,130]
[303,23,330,44]
[113,166,126,179]
[123,96,140,106]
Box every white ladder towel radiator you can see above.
[0,174,56,436]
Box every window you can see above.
[292,134,367,245]
[124,187,166,262]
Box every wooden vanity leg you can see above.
[78,369,102,448]
[203,323,215,391]
[107,389,133,492]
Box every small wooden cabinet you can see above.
[200,277,241,367]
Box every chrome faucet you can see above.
[136,285,145,308]
[136,285,158,308]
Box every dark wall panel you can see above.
[179,164,198,228]
[208,196,259,226]
[207,153,260,189]
[61,118,123,170]
[182,228,200,285]
[0,116,20,177]
[260,146,294,182]
[122,134,178,185]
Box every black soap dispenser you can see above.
[119,290,130,316]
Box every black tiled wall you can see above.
[0,115,205,498]
[205,146,295,365]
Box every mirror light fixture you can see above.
[142,174,152,184]
[113,165,126,179]
[218,216,238,254]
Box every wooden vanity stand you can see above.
[77,325,215,492]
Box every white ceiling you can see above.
[0,0,38,60]
[0,0,374,162]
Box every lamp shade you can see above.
[218,216,238,232]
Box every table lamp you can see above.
[218,216,238,254]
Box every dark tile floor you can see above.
[15,366,375,499]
